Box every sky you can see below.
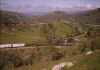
[0,0,100,14]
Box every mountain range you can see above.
[0,8,100,26]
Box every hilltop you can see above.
[74,8,100,36]
[34,11,72,23]
[73,8,100,25]
[0,10,36,25]
[34,8,100,25]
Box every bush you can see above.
[0,50,24,68]
[34,47,64,61]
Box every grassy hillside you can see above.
[71,8,100,37]
[0,23,72,44]
[0,10,72,44]
[0,10,36,24]
[0,8,100,44]
[73,8,100,25]
[62,50,100,70]
[1,46,100,70]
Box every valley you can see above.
[0,8,100,70]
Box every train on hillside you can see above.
[0,44,25,48]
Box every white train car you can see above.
[0,44,11,48]
[13,44,25,47]
[0,44,25,48]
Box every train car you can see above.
[0,44,25,48]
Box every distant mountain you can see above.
[32,8,100,23]
[0,10,39,32]
[33,11,72,23]
[1,8,100,26]
[73,8,100,25]
[0,10,72,26]
[0,10,36,25]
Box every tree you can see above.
[41,21,57,47]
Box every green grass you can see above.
[16,50,100,70]
[55,23,72,36]
[62,50,100,70]
[0,23,72,44]
[0,26,44,44]
[3,46,81,70]
[2,43,100,70]
[8,49,100,70]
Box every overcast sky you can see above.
[1,0,100,14]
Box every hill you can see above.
[0,10,36,25]
[0,8,100,44]
[73,8,100,25]
[34,11,72,23]
[0,9,100,70]
[70,8,100,36]
[0,10,72,44]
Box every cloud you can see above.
[86,4,92,9]
[1,0,100,13]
